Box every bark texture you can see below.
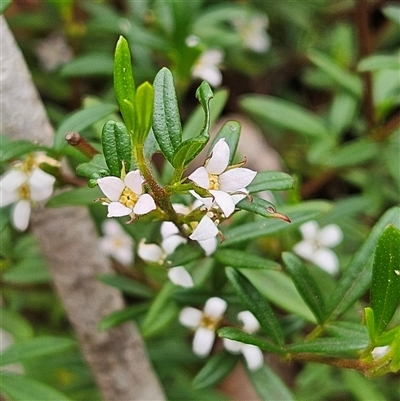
[1,17,165,401]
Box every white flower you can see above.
[293,221,343,275]
[371,345,390,360]
[188,138,256,218]
[179,297,227,357]
[97,170,156,220]
[189,215,219,242]
[192,49,224,87]
[0,160,55,231]
[223,311,264,371]
[168,266,194,288]
[36,32,73,71]
[232,15,270,53]
[99,220,133,265]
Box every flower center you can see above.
[18,183,31,200]
[208,174,220,190]
[200,314,220,330]
[119,187,139,209]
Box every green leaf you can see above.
[98,304,148,331]
[172,81,214,168]
[97,274,154,298]
[0,140,48,162]
[341,370,387,401]
[76,154,108,178]
[325,322,369,344]
[0,308,34,340]
[328,92,358,136]
[193,351,238,389]
[3,259,50,284]
[152,67,182,164]
[307,50,363,97]
[226,267,284,345]
[358,54,400,72]
[0,373,73,401]
[371,224,400,336]
[113,36,136,134]
[165,244,204,267]
[246,364,296,401]
[134,82,154,144]
[60,52,113,77]
[364,307,376,342]
[217,327,282,353]
[47,186,102,207]
[382,4,400,26]
[247,171,295,192]
[0,336,75,366]
[208,120,241,164]
[282,252,326,324]
[0,0,11,13]
[390,326,400,372]
[236,197,290,221]
[325,207,400,323]
[287,337,368,355]
[54,103,118,149]
[101,120,132,176]
[214,249,280,270]
[221,201,332,247]
[240,95,330,138]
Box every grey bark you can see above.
[0,17,165,401]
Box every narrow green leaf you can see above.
[152,67,182,163]
[371,224,400,336]
[382,4,400,26]
[247,171,295,192]
[240,95,330,137]
[246,364,296,401]
[54,103,118,149]
[390,326,400,372]
[226,267,284,345]
[3,259,50,284]
[208,120,240,164]
[193,351,238,389]
[134,82,154,144]
[236,197,290,221]
[113,36,136,133]
[341,369,387,401]
[98,304,148,331]
[325,207,400,323]
[358,54,400,72]
[76,154,108,178]
[364,307,376,342]
[47,186,102,207]
[0,336,75,366]
[172,81,214,168]
[61,52,113,77]
[165,244,204,267]
[287,337,368,355]
[221,201,332,247]
[0,140,48,162]
[97,274,154,298]
[307,50,363,97]
[283,252,326,324]
[214,249,280,270]
[0,309,34,340]
[0,373,73,401]
[218,327,282,353]
[328,92,358,136]
[325,322,369,344]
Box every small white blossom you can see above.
[36,32,73,71]
[97,170,156,221]
[192,49,224,87]
[180,297,227,357]
[99,220,133,265]
[223,311,264,371]
[293,221,343,275]
[168,266,194,288]
[232,15,270,53]
[189,138,256,218]
[0,155,56,231]
[371,345,390,360]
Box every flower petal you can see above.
[0,169,27,192]
[204,297,227,319]
[189,215,218,241]
[205,139,230,175]
[162,235,187,255]
[107,202,131,217]
[137,241,164,264]
[210,190,235,217]
[293,240,315,261]
[12,200,31,231]
[179,307,202,328]
[193,327,215,357]
[299,221,319,240]
[133,193,156,215]
[312,248,339,275]
[188,167,209,189]
[219,168,257,192]
[160,221,180,238]
[238,311,260,333]
[168,266,194,288]
[30,182,53,202]
[318,224,343,248]
[223,338,242,354]
[98,177,124,201]
[197,237,217,256]
[241,344,264,371]
[124,170,143,195]
[102,219,124,237]
[0,187,19,207]
[29,168,56,188]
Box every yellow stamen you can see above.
[119,187,138,209]
[208,173,220,190]
[200,315,220,330]
[18,183,30,200]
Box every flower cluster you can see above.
[0,153,56,231]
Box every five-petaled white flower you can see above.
[179,297,227,357]
[97,170,156,221]
[99,219,134,265]
[191,49,224,87]
[293,221,343,275]
[232,15,270,53]
[189,138,256,218]
[223,311,264,371]
[0,157,56,231]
